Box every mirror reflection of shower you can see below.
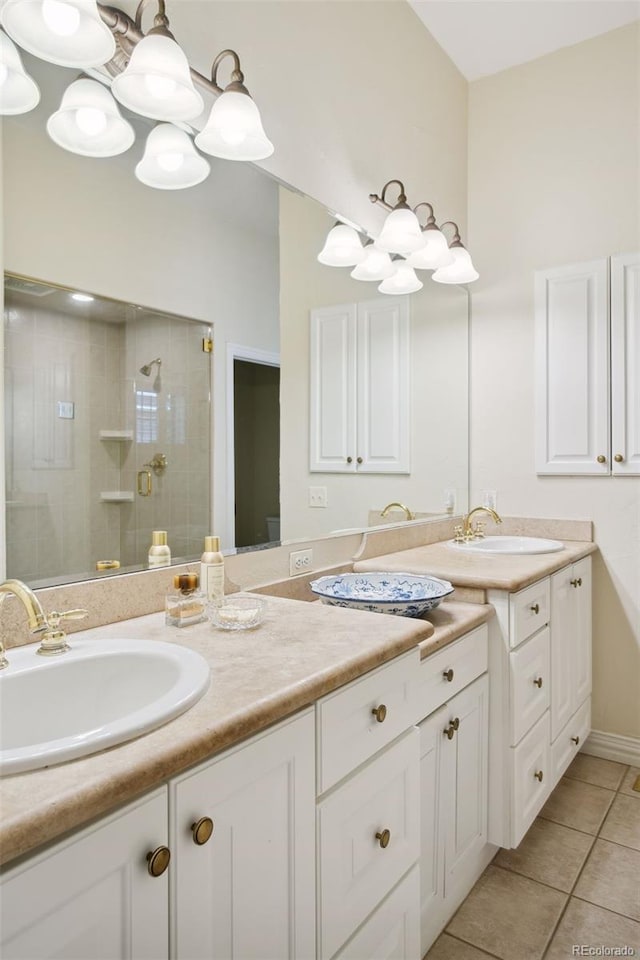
[139,356,162,393]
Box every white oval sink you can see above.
[0,639,210,775]
[449,536,565,555]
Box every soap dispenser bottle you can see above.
[201,535,224,604]
[148,530,171,567]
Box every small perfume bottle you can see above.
[165,572,206,627]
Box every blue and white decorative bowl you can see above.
[310,572,454,617]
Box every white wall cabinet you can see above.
[488,557,592,848]
[0,788,169,960]
[535,252,640,475]
[170,709,316,960]
[309,297,410,474]
[416,626,491,956]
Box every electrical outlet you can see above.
[289,548,313,577]
[309,486,328,508]
[481,489,497,511]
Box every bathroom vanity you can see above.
[0,527,596,960]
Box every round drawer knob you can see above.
[146,845,171,878]
[530,603,540,614]
[375,829,391,849]
[533,677,543,688]
[357,457,363,465]
[571,735,580,745]
[444,717,460,740]
[371,704,387,723]
[443,668,454,683]
[534,770,544,783]
[191,817,214,846]
[614,454,624,463]
[597,455,607,464]
[346,457,353,464]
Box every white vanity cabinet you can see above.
[315,649,421,960]
[488,556,592,849]
[0,788,170,960]
[416,625,491,956]
[309,297,410,474]
[170,709,316,960]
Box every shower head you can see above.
[139,357,162,377]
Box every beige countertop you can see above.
[354,539,598,592]
[0,592,495,868]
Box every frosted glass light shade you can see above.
[0,29,40,114]
[195,89,273,161]
[46,78,135,156]
[317,223,364,267]
[407,227,455,270]
[432,246,479,284]
[375,207,427,255]
[1,0,115,67]
[351,244,394,281]
[111,34,203,122]
[378,261,423,295]
[135,123,210,190]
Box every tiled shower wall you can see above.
[4,297,210,584]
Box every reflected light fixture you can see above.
[1,0,274,187]
[350,241,394,282]
[431,222,479,284]
[0,0,116,67]
[378,260,423,296]
[135,122,210,189]
[317,222,365,267]
[0,29,40,114]
[46,76,134,156]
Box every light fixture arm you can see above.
[210,48,249,96]
[412,201,439,230]
[369,179,409,211]
[439,220,464,247]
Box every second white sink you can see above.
[0,638,210,775]
[449,536,564,555]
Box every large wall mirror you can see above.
[2,52,469,588]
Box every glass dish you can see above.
[208,594,266,630]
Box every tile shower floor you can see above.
[424,755,640,960]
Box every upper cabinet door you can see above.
[535,259,609,474]
[611,252,640,476]
[356,297,410,474]
[309,304,357,472]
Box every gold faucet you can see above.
[0,579,87,667]
[380,501,415,521]
[458,506,503,541]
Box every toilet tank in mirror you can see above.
[3,276,212,587]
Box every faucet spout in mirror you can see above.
[380,502,415,521]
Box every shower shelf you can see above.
[99,430,133,441]
[100,491,134,503]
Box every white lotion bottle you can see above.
[148,530,171,567]
[201,535,224,604]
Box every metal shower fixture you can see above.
[139,357,162,377]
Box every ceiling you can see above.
[409,0,640,81]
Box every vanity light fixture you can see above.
[317,221,365,267]
[378,260,424,296]
[0,29,41,114]
[46,77,134,156]
[431,222,479,284]
[350,241,395,282]
[0,0,116,68]
[135,122,210,189]
[372,180,426,256]
[406,202,454,270]
[1,0,273,185]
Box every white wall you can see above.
[468,23,640,739]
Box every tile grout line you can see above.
[434,930,503,960]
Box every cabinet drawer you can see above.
[416,625,488,722]
[510,627,550,745]
[511,711,551,847]
[509,579,550,648]
[317,650,418,793]
[331,866,420,960]
[318,729,419,960]
[551,697,591,783]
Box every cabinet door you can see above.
[1,789,169,960]
[356,297,410,474]
[418,704,446,954]
[170,710,315,960]
[550,564,575,740]
[611,251,640,475]
[571,557,592,709]
[535,259,609,474]
[309,304,357,472]
[440,674,488,897]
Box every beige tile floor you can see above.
[425,756,640,960]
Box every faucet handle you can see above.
[453,525,465,543]
[472,521,485,540]
[47,609,88,628]
[36,609,88,657]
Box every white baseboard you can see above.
[582,730,640,766]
